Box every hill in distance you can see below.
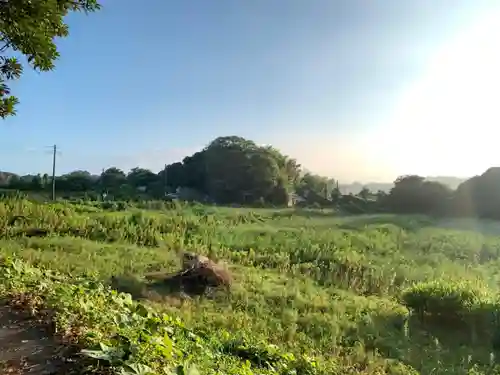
[339,176,469,195]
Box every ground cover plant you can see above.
[1,198,500,374]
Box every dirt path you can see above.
[0,304,75,374]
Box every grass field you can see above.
[1,199,500,374]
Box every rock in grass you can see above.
[154,251,232,296]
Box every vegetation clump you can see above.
[401,280,500,341]
[402,280,494,319]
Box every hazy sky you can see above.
[1,0,499,182]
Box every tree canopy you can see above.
[0,0,101,117]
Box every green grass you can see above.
[1,199,500,374]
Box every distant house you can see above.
[288,192,306,207]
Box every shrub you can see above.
[401,280,500,330]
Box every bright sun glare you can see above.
[376,5,500,178]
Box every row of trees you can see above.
[371,169,500,220]
[2,135,500,220]
[0,136,339,206]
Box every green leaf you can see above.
[135,303,149,317]
[121,363,155,375]
[80,349,111,361]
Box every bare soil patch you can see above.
[0,304,79,374]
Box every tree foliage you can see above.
[0,0,101,117]
[386,175,453,215]
[203,136,286,204]
[295,172,337,205]
[3,135,500,220]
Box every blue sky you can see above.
[1,0,499,182]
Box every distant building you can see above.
[288,192,306,207]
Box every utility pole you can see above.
[163,164,168,196]
[51,145,57,201]
[101,168,106,200]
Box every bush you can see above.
[401,279,498,324]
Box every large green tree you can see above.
[57,170,95,191]
[386,175,452,215]
[453,168,500,219]
[99,167,126,193]
[203,136,286,204]
[0,0,101,117]
[127,167,158,189]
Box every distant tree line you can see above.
[339,169,500,220]
[1,135,499,220]
[0,136,337,206]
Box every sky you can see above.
[1,0,500,183]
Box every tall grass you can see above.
[1,197,500,373]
